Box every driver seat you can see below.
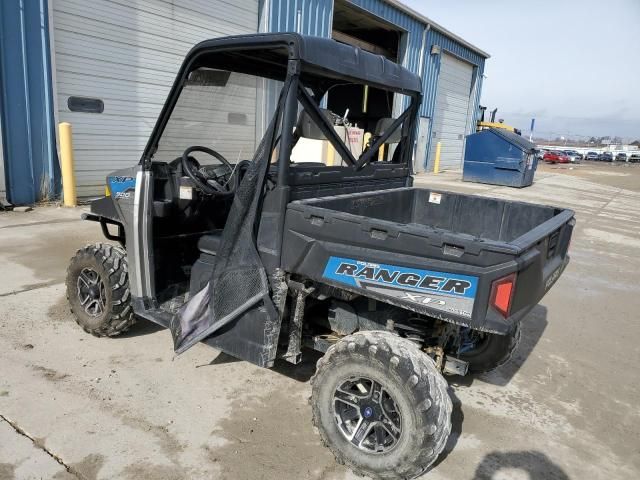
[197,230,223,256]
[190,230,223,294]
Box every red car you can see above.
[543,150,571,164]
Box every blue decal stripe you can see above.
[108,177,136,195]
[322,256,478,299]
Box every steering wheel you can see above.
[181,145,235,195]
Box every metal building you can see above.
[0,0,488,204]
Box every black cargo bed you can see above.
[295,187,570,252]
[282,187,574,334]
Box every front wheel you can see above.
[311,331,452,480]
[66,243,135,336]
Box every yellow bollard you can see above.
[433,141,442,174]
[326,141,336,166]
[363,132,372,149]
[59,122,77,207]
[378,143,386,162]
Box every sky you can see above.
[402,0,640,141]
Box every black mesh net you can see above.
[170,78,292,354]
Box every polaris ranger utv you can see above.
[66,34,574,479]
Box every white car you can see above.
[563,150,582,163]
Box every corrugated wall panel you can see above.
[349,0,423,75]
[269,0,333,36]
[427,53,474,170]
[421,29,485,117]
[53,0,260,197]
[0,0,58,204]
[0,115,5,201]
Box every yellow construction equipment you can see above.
[477,107,521,135]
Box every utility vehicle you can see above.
[66,34,574,479]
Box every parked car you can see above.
[543,150,571,164]
[615,152,628,162]
[563,150,583,163]
[599,152,614,162]
[585,151,600,161]
[628,153,640,163]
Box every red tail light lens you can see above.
[490,273,517,318]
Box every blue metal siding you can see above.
[0,0,57,204]
[422,29,485,119]
[269,0,334,35]
[349,0,423,74]
[266,0,334,122]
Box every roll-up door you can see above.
[52,0,259,197]
[429,53,474,170]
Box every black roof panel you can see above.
[188,33,422,94]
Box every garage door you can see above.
[52,0,259,197]
[429,53,474,170]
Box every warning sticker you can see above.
[179,186,193,200]
[429,192,442,204]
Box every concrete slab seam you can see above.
[0,413,84,480]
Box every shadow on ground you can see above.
[271,348,323,382]
[472,450,570,479]
[435,305,549,468]
[120,319,164,338]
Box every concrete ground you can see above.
[1,163,639,480]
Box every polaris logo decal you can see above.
[108,176,136,199]
[322,257,478,318]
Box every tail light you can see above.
[490,273,517,318]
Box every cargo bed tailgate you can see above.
[281,188,574,334]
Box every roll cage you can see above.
[140,33,423,182]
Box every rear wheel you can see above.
[66,243,135,336]
[458,323,521,374]
[311,331,452,480]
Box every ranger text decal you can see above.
[322,256,478,318]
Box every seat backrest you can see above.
[374,118,402,144]
[297,108,334,140]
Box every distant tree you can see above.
[631,140,640,147]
